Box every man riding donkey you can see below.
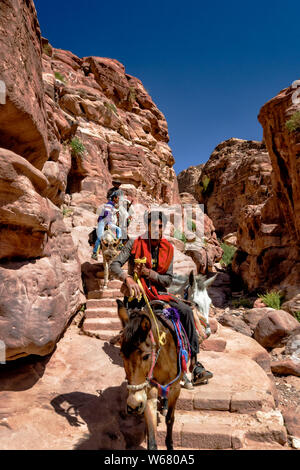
[110,210,213,389]
[91,191,122,261]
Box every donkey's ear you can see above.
[189,270,195,286]
[204,274,217,288]
[116,299,129,327]
[140,316,151,333]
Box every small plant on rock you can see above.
[174,229,187,243]
[259,290,284,310]
[128,87,136,104]
[285,111,300,133]
[104,101,118,116]
[70,137,86,158]
[54,71,66,84]
[62,206,73,217]
[199,175,211,195]
[42,43,52,57]
[187,218,196,232]
[220,243,237,267]
[231,298,253,309]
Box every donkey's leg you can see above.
[165,386,180,450]
[144,389,158,450]
[103,258,108,288]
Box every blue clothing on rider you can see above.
[92,194,122,257]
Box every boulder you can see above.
[282,406,300,438]
[243,307,275,332]
[254,310,300,349]
[271,360,300,377]
[218,313,252,337]
[0,249,81,360]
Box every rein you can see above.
[126,330,161,393]
[129,257,167,347]
[126,310,190,416]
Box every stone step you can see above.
[98,289,122,299]
[81,323,122,341]
[85,307,117,319]
[83,317,121,331]
[97,279,123,289]
[86,298,117,308]
[176,387,268,414]
[87,289,123,300]
[156,410,287,450]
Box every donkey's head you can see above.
[187,271,217,336]
[101,230,120,261]
[117,300,154,415]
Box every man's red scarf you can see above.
[131,237,174,302]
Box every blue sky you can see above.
[35,0,300,174]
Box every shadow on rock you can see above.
[102,342,123,367]
[50,382,146,450]
[0,353,52,391]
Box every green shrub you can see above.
[42,43,52,57]
[187,218,196,231]
[104,101,118,116]
[285,111,300,133]
[174,229,187,243]
[231,298,253,309]
[295,311,300,323]
[62,206,73,217]
[259,290,284,310]
[54,71,66,84]
[220,243,237,266]
[70,137,86,158]
[129,87,136,104]
[198,175,211,194]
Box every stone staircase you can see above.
[82,279,123,340]
[81,258,290,450]
[155,389,287,450]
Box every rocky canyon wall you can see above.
[0,0,221,360]
[178,92,300,303]
[0,0,82,360]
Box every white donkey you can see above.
[168,270,217,338]
[101,229,120,288]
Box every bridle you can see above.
[126,330,161,393]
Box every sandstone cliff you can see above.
[0,0,221,360]
[233,82,300,302]
[178,105,299,303]
[178,138,272,239]
[41,40,180,209]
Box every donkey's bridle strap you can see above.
[127,381,150,392]
[126,330,159,393]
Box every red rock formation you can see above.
[0,2,81,360]
[189,138,272,238]
[0,0,48,168]
[41,46,180,209]
[177,164,204,199]
[232,84,300,300]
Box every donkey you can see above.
[101,229,120,288]
[167,270,217,338]
[117,299,183,450]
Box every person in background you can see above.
[106,179,124,201]
[91,192,122,261]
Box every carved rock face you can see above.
[0,0,49,169]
